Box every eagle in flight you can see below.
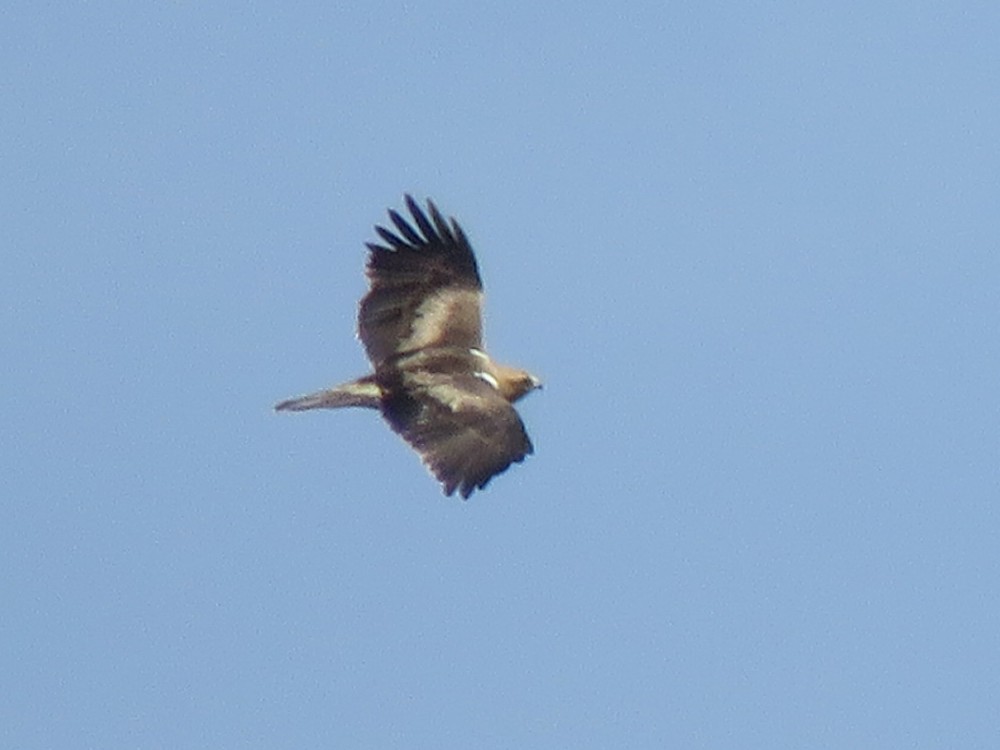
[276,195,541,498]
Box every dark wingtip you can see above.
[375,224,406,248]
[380,194,467,252]
[452,221,470,248]
[403,194,422,227]
[426,199,456,244]
[404,195,436,242]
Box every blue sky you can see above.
[3,2,999,747]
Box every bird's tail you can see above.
[274,376,381,412]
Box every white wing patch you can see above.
[474,371,500,390]
[470,349,500,390]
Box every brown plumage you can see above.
[276,195,541,499]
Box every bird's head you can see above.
[493,364,542,403]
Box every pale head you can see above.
[490,362,543,403]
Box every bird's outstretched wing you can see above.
[378,349,533,499]
[359,196,483,368]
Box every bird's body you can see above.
[276,196,540,499]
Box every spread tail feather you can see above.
[274,377,381,411]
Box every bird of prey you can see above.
[276,195,541,499]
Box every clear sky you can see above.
[3,2,999,747]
